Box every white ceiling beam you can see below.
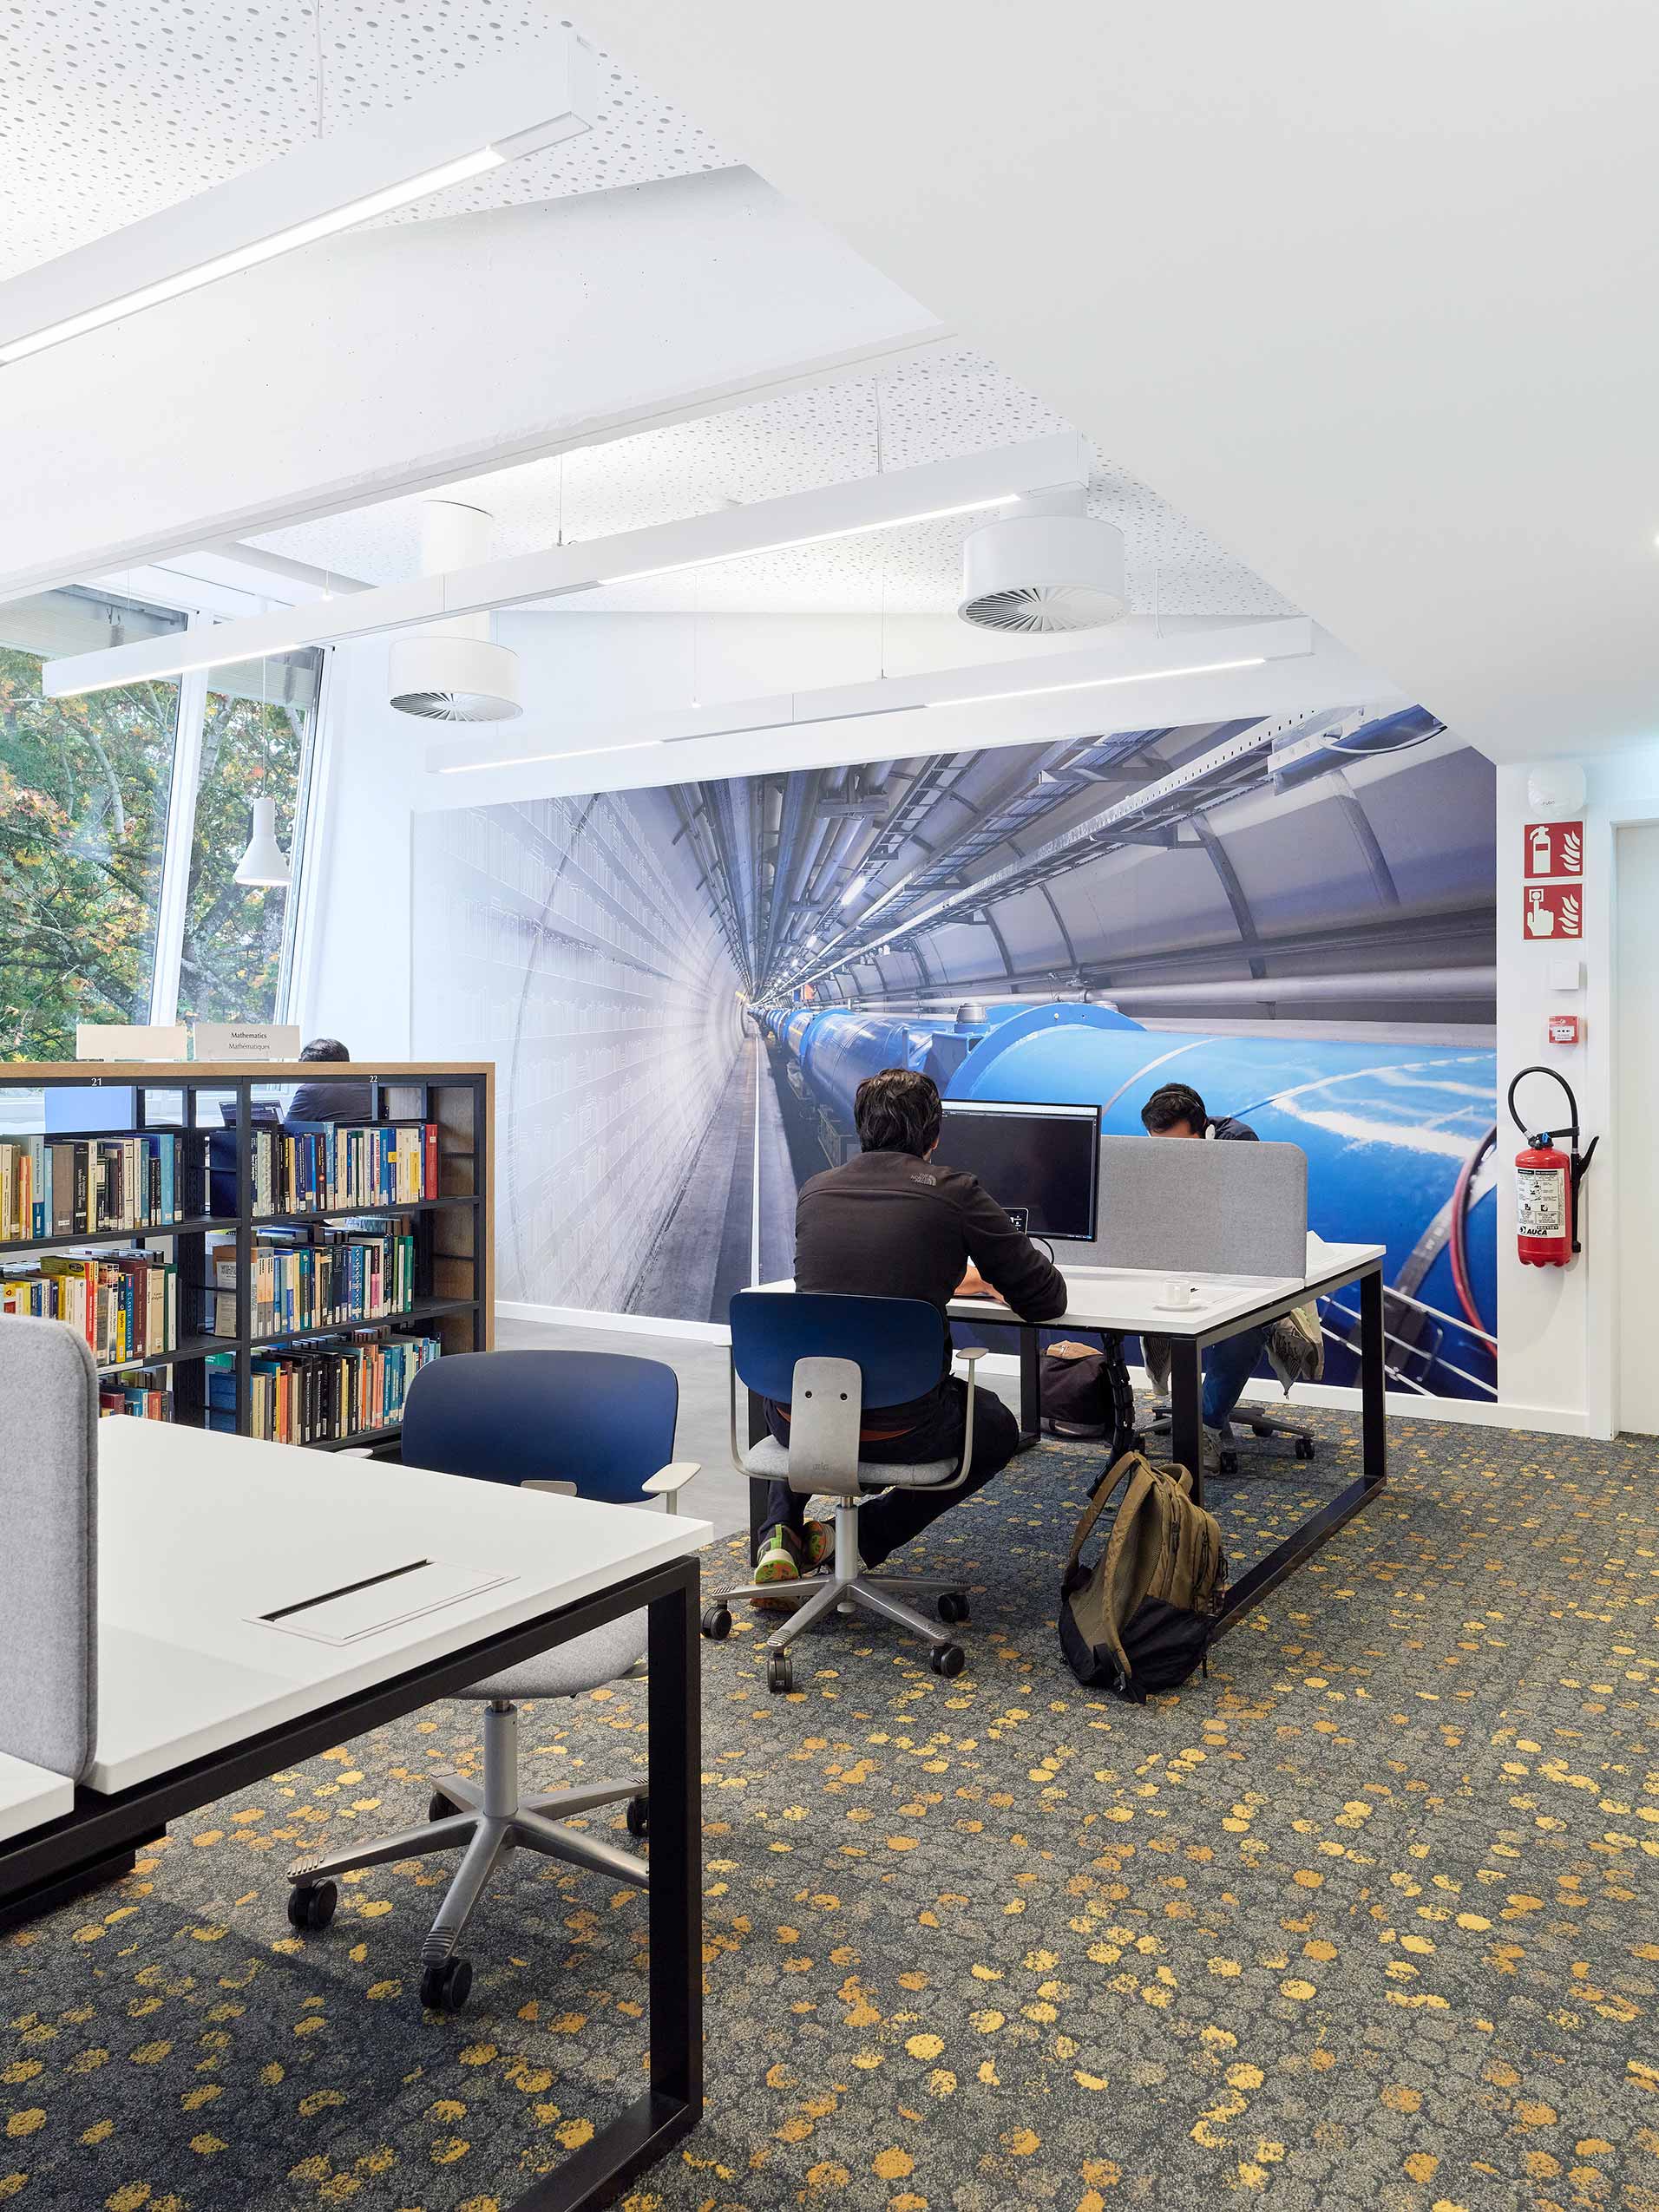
[0,169,948,604]
[43,433,1086,697]
[0,43,595,365]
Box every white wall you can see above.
[1495,747,1659,1436]
[1616,824,1659,1434]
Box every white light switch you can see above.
[1547,959,1584,992]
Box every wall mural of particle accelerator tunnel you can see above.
[412,702,1498,1400]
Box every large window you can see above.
[0,592,326,1061]
[178,650,322,1026]
[0,590,186,1060]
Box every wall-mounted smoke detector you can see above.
[388,501,522,722]
[957,486,1126,633]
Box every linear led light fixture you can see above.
[941,654,1267,709]
[610,494,1022,585]
[439,737,667,776]
[0,45,594,367]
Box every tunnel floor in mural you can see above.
[626,1034,798,1323]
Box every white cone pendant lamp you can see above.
[234,795,292,887]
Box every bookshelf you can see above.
[0,1061,492,1456]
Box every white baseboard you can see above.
[495,1299,731,1346]
[494,1303,1600,1438]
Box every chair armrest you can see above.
[954,1345,988,1365]
[642,1461,701,1498]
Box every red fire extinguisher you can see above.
[1508,1068,1597,1267]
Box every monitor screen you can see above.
[937,1099,1101,1241]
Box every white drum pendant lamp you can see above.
[389,501,522,722]
[234,795,291,887]
[958,486,1127,633]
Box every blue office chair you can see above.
[705,1293,985,1693]
[285,1350,698,2014]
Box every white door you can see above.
[1616,823,1659,1432]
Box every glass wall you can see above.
[0,589,187,1060]
[178,649,323,1026]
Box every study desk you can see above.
[747,1244,1386,1637]
[0,1417,712,2212]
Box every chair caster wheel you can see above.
[1295,1436,1316,1461]
[700,1604,733,1640]
[286,1881,337,1933]
[767,1653,793,1694]
[936,1591,970,1626]
[429,1790,458,1822]
[626,1794,649,1838]
[420,1957,472,2014]
[931,1643,966,1679]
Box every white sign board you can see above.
[75,1023,187,1062]
[191,1022,303,1063]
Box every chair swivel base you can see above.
[285,1701,647,2012]
[704,1501,971,1693]
[1145,1398,1317,1474]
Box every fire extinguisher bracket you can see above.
[1506,1065,1599,1256]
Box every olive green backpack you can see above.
[1058,1450,1227,1699]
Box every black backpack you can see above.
[1041,1335,1136,1454]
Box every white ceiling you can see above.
[1,2,731,285]
[256,345,1298,620]
[575,0,1659,766]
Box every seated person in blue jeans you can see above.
[753,1066,1069,1597]
[1140,1081,1272,1446]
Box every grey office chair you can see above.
[285,1350,698,2014]
[1144,1396,1317,1473]
[703,1293,982,1694]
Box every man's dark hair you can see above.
[1141,1081,1208,1135]
[299,1037,351,1063]
[855,1068,942,1158]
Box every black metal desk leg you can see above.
[1361,1266,1387,1489]
[1019,1325,1042,1446]
[1169,1338,1205,1508]
[646,1567,702,2111]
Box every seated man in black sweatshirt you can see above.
[753,1066,1069,1596]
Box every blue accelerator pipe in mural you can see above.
[767,1000,1498,1400]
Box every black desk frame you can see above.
[744,1257,1387,1639]
[0,1559,703,2212]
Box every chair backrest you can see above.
[0,1318,97,1777]
[399,1349,679,1505]
[729,1293,946,1408]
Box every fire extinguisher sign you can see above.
[1524,820,1583,877]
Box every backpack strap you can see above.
[1063,1450,1146,1584]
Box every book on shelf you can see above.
[209,1120,439,1220]
[0,1249,178,1366]
[0,1131,190,1245]
[100,1381,174,1422]
[207,1220,416,1339]
[206,1328,440,1444]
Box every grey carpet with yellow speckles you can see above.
[1,1413,1655,2212]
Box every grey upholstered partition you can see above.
[0,1318,97,1777]
[1080,1134,1308,1278]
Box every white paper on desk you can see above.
[254,1561,516,1646]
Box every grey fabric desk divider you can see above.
[1081,1134,1308,1278]
[0,1318,97,1778]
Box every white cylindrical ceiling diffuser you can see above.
[958,486,1127,634]
[388,500,522,722]
[233,795,292,887]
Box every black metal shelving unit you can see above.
[0,1062,491,1456]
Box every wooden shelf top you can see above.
[2,1062,495,1082]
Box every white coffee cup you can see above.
[1161,1279,1197,1311]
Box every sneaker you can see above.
[751,1521,833,1609]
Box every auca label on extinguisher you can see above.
[1517,1167,1567,1237]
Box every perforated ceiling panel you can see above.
[0,3,731,285]
[256,347,1299,620]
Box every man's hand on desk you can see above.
[954,1267,1007,1304]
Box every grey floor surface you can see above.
[493,1312,1021,1537]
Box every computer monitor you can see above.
[936,1099,1101,1242]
